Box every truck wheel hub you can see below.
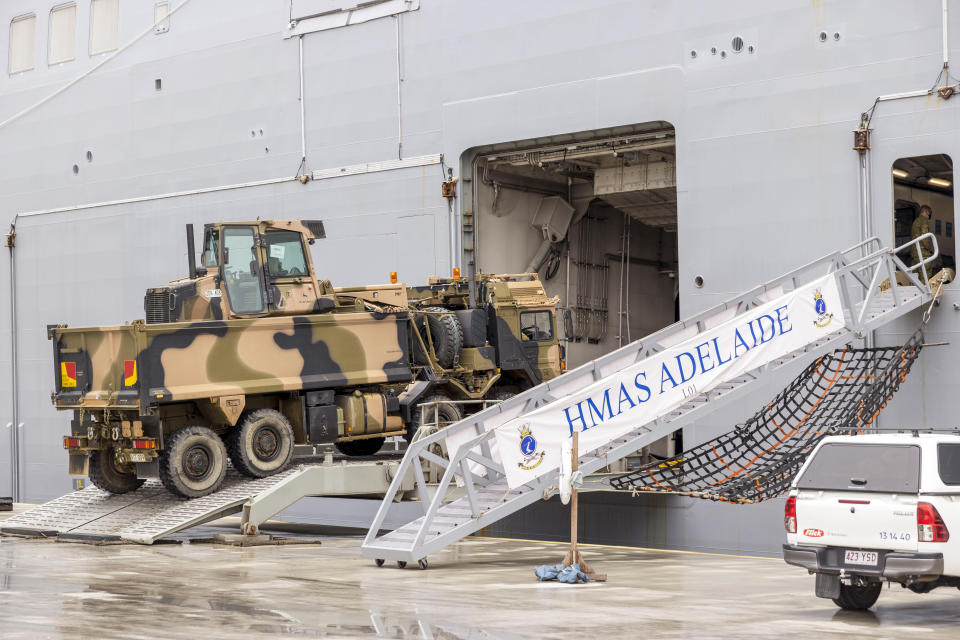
[184,445,212,478]
[253,427,279,460]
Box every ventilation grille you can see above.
[144,290,172,324]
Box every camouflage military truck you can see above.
[51,220,563,498]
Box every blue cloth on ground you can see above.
[534,563,590,583]
[534,563,564,581]
[558,563,589,583]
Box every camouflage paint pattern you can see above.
[52,310,411,410]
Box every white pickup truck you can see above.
[783,433,960,610]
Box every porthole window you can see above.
[731,36,744,53]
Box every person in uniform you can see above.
[911,205,937,279]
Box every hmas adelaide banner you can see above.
[495,273,846,489]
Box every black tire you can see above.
[421,307,463,369]
[226,409,295,478]
[159,426,228,498]
[832,582,882,610]
[488,390,516,404]
[335,437,386,457]
[88,449,145,494]
[408,394,463,441]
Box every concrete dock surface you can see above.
[1,525,959,639]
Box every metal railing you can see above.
[363,235,940,558]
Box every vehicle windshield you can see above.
[797,443,920,493]
[265,230,308,277]
[221,227,264,313]
[202,228,219,267]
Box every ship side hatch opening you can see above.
[470,121,680,462]
[892,154,954,274]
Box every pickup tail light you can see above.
[917,502,949,543]
[784,495,797,533]
[132,439,157,450]
[63,437,82,449]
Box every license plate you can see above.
[128,453,150,463]
[844,550,879,566]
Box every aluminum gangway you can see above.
[361,235,943,566]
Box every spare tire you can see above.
[420,307,463,369]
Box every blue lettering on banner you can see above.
[556,303,800,434]
[617,382,637,413]
[775,304,792,335]
[586,388,615,428]
[712,337,732,366]
[660,362,679,393]
[733,328,752,358]
[564,402,588,437]
[675,352,697,384]
[634,372,651,402]
[695,341,714,373]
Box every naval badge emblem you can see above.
[813,290,833,328]
[517,423,545,470]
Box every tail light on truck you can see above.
[917,502,950,542]
[784,495,797,533]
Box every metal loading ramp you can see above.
[1,458,410,544]
[362,235,942,564]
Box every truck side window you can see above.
[202,229,219,267]
[265,230,308,277]
[938,443,960,485]
[520,310,553,341]
[221,227,264,313]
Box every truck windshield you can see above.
[797,443,920,493]
[222,227,264,313]
[938,443,960,485]
[265,230,308,277]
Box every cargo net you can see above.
[607,331,924,504]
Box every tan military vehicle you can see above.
[51,220,562,498]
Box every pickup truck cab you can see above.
[783,433,960,610]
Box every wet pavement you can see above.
[1,527,959,639]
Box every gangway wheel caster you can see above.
[418,558,429,570]
[375,558,385,567]
[397,560,408,569]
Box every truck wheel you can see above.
[335,437,386,457]
[159,426,228,498]
[88,449,145,494]
[408,394,463,441]
[421,307,463,369]
[226,409,295,478]
[832,582,882,610]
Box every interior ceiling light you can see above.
[891,168,909,178]
[928,177,952,187]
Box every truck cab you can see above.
[783,433,960,610]
[145,220,333,323]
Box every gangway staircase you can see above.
[361,235,943,565]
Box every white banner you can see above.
[494,273,847,489]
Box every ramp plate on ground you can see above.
[0,467,306,544]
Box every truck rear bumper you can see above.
[783,544,944,580]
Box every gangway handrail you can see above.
[363,235,940,556]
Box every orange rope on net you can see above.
[608,331,924,504]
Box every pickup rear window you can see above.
[938,443,960,485]
[797,443,920,493]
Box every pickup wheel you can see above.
[159,426,228,498]
[88,449,145,494]
[335,437,386,457]
[226,409,295,478]
[832,582,882,610]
